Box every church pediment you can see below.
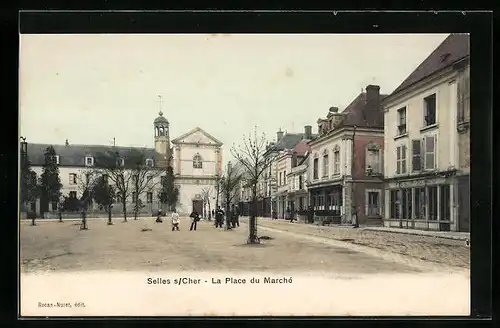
[171,127,223,146]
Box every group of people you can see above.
[156,209,200,231]
[213,205,240,229]
[155,205,240,231]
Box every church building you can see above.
[23,111,223,217]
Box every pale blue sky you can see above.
[19,33,449,164]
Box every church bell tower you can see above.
[154,110,172,168]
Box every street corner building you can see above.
[306,84,386,226]
[21,111,223,218]
[382,33,470,232]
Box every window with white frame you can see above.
[457,67,470,123]
[299,174,303,189]
[396,145,407,174]
[53,155,60,165]
[423,93,437,126]
[132,192,137,203]
[313,157,319,180]
[366,190,381,216]
[145,158,154,167]
[423,135,437,170]
[322,153,329,178]
[284,171,286,185]
[397,107,407,135]
[147,192,153,203]
[333,150,340,174]
[193,153,203,168]
[411,139,422,172]
[365,142,381,175]
[85,156,94,167]
[69,173,77,185]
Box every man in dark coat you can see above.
[232,205,240,228]
[215,206,224,228]
[189,210,199,231]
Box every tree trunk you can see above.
[122,201,127,222]
[225,198,230,230]
[247,186,259,244]
[134,206,138,220]
[208,201,211,220]
[107,206,113,225]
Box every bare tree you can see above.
[77,168,99,229]
[219,163,243,230]
[231,126,276,244]
[200,187,214,220]
[128,149,163,220]
[95,150,134,222]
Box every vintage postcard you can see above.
[19,32,470,317]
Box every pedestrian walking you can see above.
[155,210,163,223]
[215,206,224,228]
[232,204,240,228]
[307,205,314,224]
[189,210,199,231]
[171,210,180,231]
[290,208,296,223]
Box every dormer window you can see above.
[119,158,125,167]
[146,158,154,167]
[85,156,94,167]
[53,155,60,165]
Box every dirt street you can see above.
[20,218,420,274]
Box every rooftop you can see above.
[390,33,470,96]
[26,143,158,167]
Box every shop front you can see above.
[384,174,457,231]
[308,183,343,225]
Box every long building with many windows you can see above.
[22,112,223,217]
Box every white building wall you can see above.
[176,181,216,215]
[177,145,218,176]
[308,136,348,182]
[384,73,458,179]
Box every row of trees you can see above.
[207,126,275,243]
[19,145,180,227]
[21,125,273,244]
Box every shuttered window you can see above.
[424,136,436,170]
[412,140,421,171]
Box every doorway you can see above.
[192,199,203,215]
